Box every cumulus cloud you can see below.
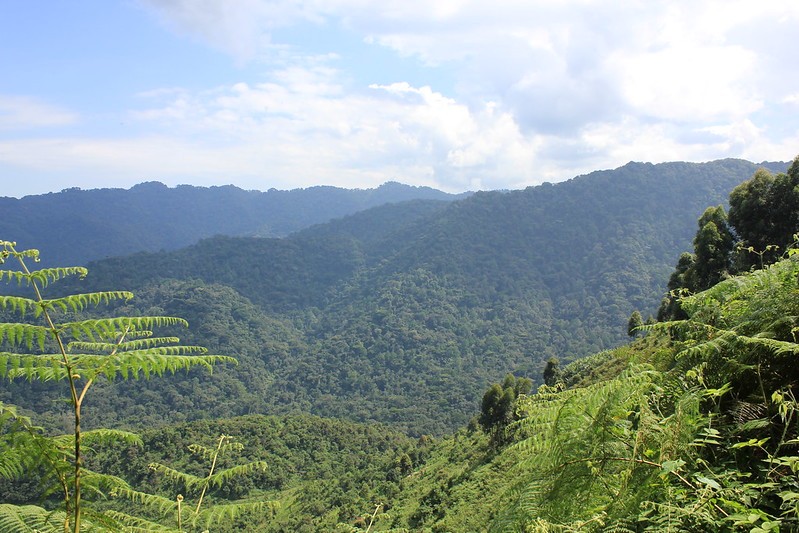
[2,0,796,195]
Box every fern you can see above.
[0,240,235,532]
[138,434,277,530]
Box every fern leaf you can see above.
[68,337,182,353]
[114,487,180,516]
[81,428,143,448]
[60,316,189,342]
[0,353,68,382]
[0,296,40,318]
[39,291,134,313]
[102,510,178,532]
[194,499,279,530]
[147,463,206,490]
[207,461,268,489]
[0,266,88,288]
[0,503,65,533]
[0,323,51,352]
[62,353,234,381]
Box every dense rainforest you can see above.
[1,155,798,531]
[0,181,465,267]
[7,157,786,435]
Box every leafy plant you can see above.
[0,239,235,532]
[115,434,275,532]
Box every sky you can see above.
[1,1,798,197]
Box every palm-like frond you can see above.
[0,266,88,287]
[102,510,179,532]
[68,337,181,352]
[0,323,51,351]
[116,488,182,516]
[59,316,189,342]
[0,504,65,533]
[206,461,268,489]
[194,499,279,530]
[147,463,207,491]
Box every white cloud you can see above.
[0,95,78,131]
[3,0,797,196]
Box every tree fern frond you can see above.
[0,401,34,427]
[40,291,134,314]
[194,499,279,530]
[81,428,143,448]
[0,266,89,288]
[187,439,243,462]
[117,346,209,356]
[115,488,180,516]
[102,510,178,532]
[60,316,189,342]
[206,461,268,489]
[68,337,182,353]
[0,323,51,351]
[0,296,39,318]
[0,503,64,533]
[79,470,134,501]
[0,353,68,381]
[63,353,235,381]
[0,241,39,260]
[147,463,206,490]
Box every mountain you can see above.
[1,158,790,435]
[0,181,465,267]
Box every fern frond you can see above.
[60,316,189,342]
[81,428,143,448]
[102,510,178,532]
[0,323,51,351]
[115,487,180,516]
[206,461,268,489]
[0,352,68,381]
[147,463,206,490]
[68,337,182,353]
[0,401,34,427]
[40,291,134,313]
[63,353,235,381]
[0,296,39,318]
[0,266,88,288]
[79,470,134,501]
[194,499,279,530]
[187,439,243,461]
[0,503,65,533]
[0,353,68,381]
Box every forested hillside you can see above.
[6,158,785,436]
[0,181,462,267]
[2,156,798,532]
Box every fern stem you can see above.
[11,244,83,533]
[195,435,228,516]
[365,503,382,533]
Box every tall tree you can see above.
[729,158,799,269]
[627,310,644,338]
[692,205,734,289]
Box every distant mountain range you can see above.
[1,159,790,434]
[0,180,467,267]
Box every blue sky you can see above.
[1,1,798,197]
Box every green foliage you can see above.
[119,434,276,531]
[729,157,799,270]
[479,374,532,439]
[12,158,778,437]
[627,310,643,338]
[661,157,799,320]
[0,240,233,532]
[0,182,460,268]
